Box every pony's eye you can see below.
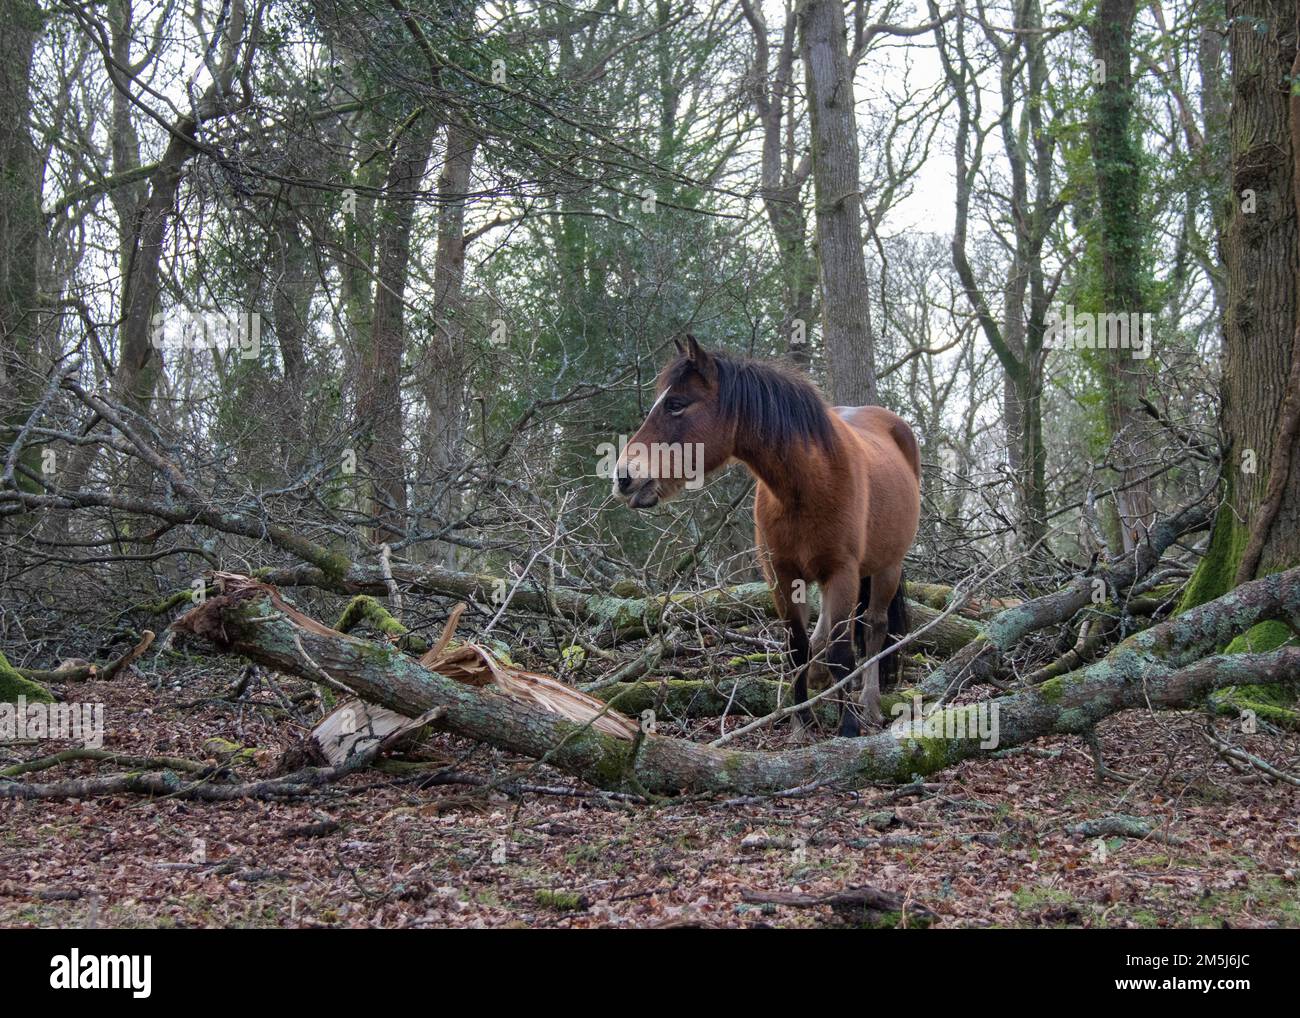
[666,400,688,417]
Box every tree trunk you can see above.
[0,0,45,484]
[800,0,877,405]
[1090,0,1155,552]
[420,119,477,562]
[1185,0,1300,612]
[931,0,1052,552]
[270,211,317,448]
[742,0,817,366]
[921,499,1213,698]
[356,108,439,543]
[255,562,979,655]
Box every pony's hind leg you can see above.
[771,565,814,740]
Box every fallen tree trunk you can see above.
[595,677,913,725]
[171,568,1300,796]
[920,500,1213,700]
[256,565,978,655]
[14,631,156,685]
[904,582,1024,618]
[11,430,980,657]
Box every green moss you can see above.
[559,720,635,790]
[0,651,53,704]
[726,651,778,666]
[534,889,586,911]
[1036,672,1089,706]
[849,908,934,929]
[879,689,915,716]
[1038,676,1066,703]
[484,639,514,666]
[335,596,409,639]
[1208,685,1300,730]
[202,737,257,764]
[1173,468,1298,714]
[561,644,586,669]
[139,586,206,615]
[1178,498,1248,613]
[1224,620,1297,654]
[1217,618,1300,727]
[334,598,438,657]
[586,594,653,637]
[719,751,748,783]
[894,736,954,781]
[320,550,353,581]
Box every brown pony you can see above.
[615,336,921,738]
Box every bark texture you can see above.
[0,0,45,476]
[800,0,877,404]
[1089,0,1156,551]
[1184,0,1300,608]
[356,107,439,542]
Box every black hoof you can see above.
[838,713,862,738]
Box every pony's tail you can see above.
[856,573,910,688]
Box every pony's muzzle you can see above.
[613,462,658,508]
[626,483,659,508]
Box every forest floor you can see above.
[2,661,1298,929]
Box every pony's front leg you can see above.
[771,565,814,741]
[821,570,868,738]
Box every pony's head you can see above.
[614,335,833,509]
[614,336,733,509]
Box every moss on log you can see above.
[0,650,53,703]
[335,595,408,638]
[334,595,430,654]
[16,630,155,684]
[1208,617,1300,727]
[1179,487,1299,720]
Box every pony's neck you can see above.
[733,410,838,511]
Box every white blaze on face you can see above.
[614,386,672,496]
[647,386,671,415]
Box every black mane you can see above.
[666,352,836,451]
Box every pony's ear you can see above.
[683,334,716,384]
[673,336,686,355]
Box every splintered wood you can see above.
[310,595,637,766]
